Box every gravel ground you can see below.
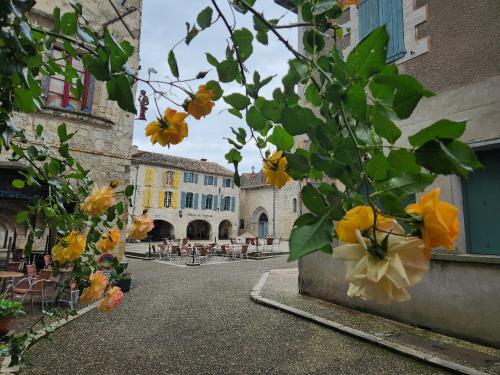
[22,257,448,375]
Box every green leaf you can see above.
[281,107,317,136]
[15,211,30,224]
[256,30,268,45]
[303,29,325,54]
[125,185,134,197]
[223,93,250,110]
[312,0,337,15]
[168,50,179,78]
[288,213,333,262]
[228,108,242,119]
[370,111,401,143]
[376,173,435,196]
[57,123,71,142]
[185,24,199,45]
[106,75,136,114]
[60,12,77,35]
[12,179,25,189]
[43,207,56,217]
[345,84,367,121]
[365,154,390,181]
[286,152,310,175]
[217,59,238,83]
[305,83,321,107]
[14,88,37,112]
[301,185,328,215]
[52,7,61,33]
[409,119,466,147]
[197,6,213,29]
[347,26,388,80]
[260,100,281,122]
[206,53,219,67]
[205,80,223,100]
[246,106,268,131]
[388,149,420,174]
[225,148,242,163]
[268,126,294,152]
[232,28,254,61]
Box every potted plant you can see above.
[0,297,25,335]
[114,272,132,293]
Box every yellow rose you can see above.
[96,228,121,253]
[81,186,116,217]
[98,286,124,312]
[127,214,154,240]
[333,227,429,304]
[406,188,459,259]
[336,206,393,243]
[262,151,292,189]
[80,271,108,304]
[51,231,86,264]
[186,85,215,119]
[145,108,188,147]
[338,0,359,9]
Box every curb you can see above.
[0,302,99,374]
[250,271,489,375]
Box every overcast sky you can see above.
[133,0,298,173]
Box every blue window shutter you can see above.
[231,196,236,212]
[214,195,219,210]
[231,179,234,188]
[181,192,186,208]
[201,194,206,210]
[194,174,199,184]
[214,176,218,186]
[358,0,380,41]
[194,193,199,209]
[204,175,207,185]
[380,0,405,62]
[220,195,225,211]
[183,172,188,183]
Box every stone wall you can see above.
[239,181,300,240]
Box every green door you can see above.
[462,148,500,255]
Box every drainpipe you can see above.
[272,186,276,236]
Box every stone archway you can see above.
[187,220,211,241]
[251,206,269,238]
[218,220,232,240]
[149,220,175,241]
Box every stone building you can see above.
[130,150,239,242]
[277,0,500,347]
[0,1,143,260]
[239,170,301,240]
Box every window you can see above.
[165,171,174,186]
[164,191,173,208]
[223,178,232,188]
[358,0,405,63]
[205,175,214,185]
[184,172,198,184]
[185,192,194,208]
[293,198,297,213]
[205,194,213,209]
[221,196,231,211]
[45,48,93,112]
[240,219,245,229]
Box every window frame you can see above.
[205,194,213,210]
[223,178,232,188]
[164,191,173,208]
[185,192,194,208]
[222,196,231,211]
[165,171,174,186]
[45,47,93,112]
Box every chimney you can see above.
[200,158,207,162]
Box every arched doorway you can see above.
[218,220,232,240]
[187,220,211,240]
[258,213,268,238]
[149,220,175,241]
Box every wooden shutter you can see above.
[214,177,218,186]
[144,168,152,185]
[172,191,179,208]
[204,176,208,185]
[201,194,206,210]
[194,193,199,209]
[173,172,180,188]
[194,174,199,184]
[183,172,188,183]
[231,196,236,212]
[380,0,405,62]
[158,191,165,208]
[359,0,405,62]
[142,188,151,208]
[214,195,219,210]
[181,192,186,208]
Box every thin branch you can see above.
[107,0,135,39]
[274,22,314,29]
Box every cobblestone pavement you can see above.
[23,257,449,375]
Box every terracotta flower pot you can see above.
[0,317,14,335]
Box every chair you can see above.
[59,279,79,310]
[198,247,208,263]
[12,273,59,311]
[265,238,274,252]
[7,262,22,272]
[158,244,166,260]
[240,244,249,260]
